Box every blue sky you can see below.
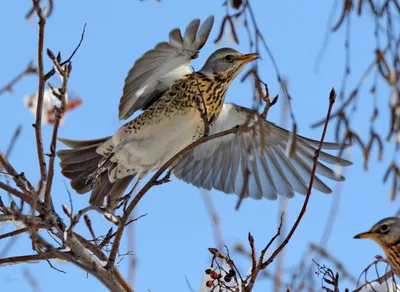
[0,0,397,291]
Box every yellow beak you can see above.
[236,53,260,63]
[354,231,375,239]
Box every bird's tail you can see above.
[57,137,134,208]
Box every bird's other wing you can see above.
[118,15,215,120]
[173,103,352,200]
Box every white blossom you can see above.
[24,88,68,125]
[24,88,81,125]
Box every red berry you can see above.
[210,271,218,279]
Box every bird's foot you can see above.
[154,171,172,186]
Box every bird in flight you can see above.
[57,16,352,209]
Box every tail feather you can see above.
[61,156,102,173]
[57,146,102,164]
[268,124,352,166]
[90,173,112,204]
[61,169,84,180]
[89,173,134,208]
[70,164,98,193]
[57,137,135,208]
[58,137,111,148]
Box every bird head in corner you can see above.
[354,217,400,246]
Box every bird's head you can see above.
[354,217,400,247]
[199,48,259,82]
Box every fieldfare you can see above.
[354,217,400,277]
[57,16,352,208]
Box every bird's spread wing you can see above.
[173,103,352,200]
[118,15,215,120]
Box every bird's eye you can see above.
[224,55,234,62]
[380,224,390,233]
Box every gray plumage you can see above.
[173,103,351,200]
[57,137,135,206]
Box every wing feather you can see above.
[119,16,214,120]
[169,29,184,48]
[229,136,240,194]
[173,103,353,200]
[184,19,200,45]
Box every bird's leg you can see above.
[193,93,210,137]
[153,153,185,186]
[120,177,142,211]
[154,169,172,186]
[87,152,115,183]
[192,70,210,137]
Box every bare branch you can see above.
[0,228,30,240]
[43,23,86,81]
[0,62,37,96]
[0,252,71,265]
[43,56,70,211]
[244,88,337,291]
[32,0,48,186]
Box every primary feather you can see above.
[173,103,352,200]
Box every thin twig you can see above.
[245,214,284,291]
[0,125,23,174]
[245,0,297,126]
[127,214,136,286]
[0,214,43,224]
[43,56,69,211]
[245,88,337,292]
[0,148,35,195]
[0,182,33,206]
[310,243,357,284]
[43,23,86,80]
[0,62,37,96]
[32,0,48,185]
[84,214,98,246]
[319,166,348,247]
[264,89,336,263]
[0,228,30,240]
[25,0,54,20]
[201,190,224,251]
[23,268,42,292]
[0,252,71,265]
[354,270,394,292]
